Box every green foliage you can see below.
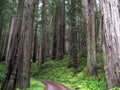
[111,87,120,90]
[0,62,44,90]
[0,62,5,88]
[17,79,44,90]
[31,55,106,90]
[0,53,106,90]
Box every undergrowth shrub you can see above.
[0,62,5,88]
[31,55,106,90]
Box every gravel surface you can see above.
[40,80,70,90]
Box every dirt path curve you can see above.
[40,80,70,90]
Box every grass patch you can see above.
[17,79,44,90]
[31,55,106,90]
[0,53,106,90]
[0,62,44,90]
[0,62,5,88]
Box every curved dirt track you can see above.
[40,80,70,90]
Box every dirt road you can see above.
[40,80,70,90]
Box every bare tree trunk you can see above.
[1,0,34,89]
[80,0,88,57]
[60,0,65,55]
[56,0,65,60]
[0,11,4,61]
[45,33,51,57]
[52,5,58,60]
[101,0,120,89]
[52,0,65,60]
[18,0,34,88]
[33,22,38,62]
[0,28,8,61]
[0,3,3,44]
[87,0,97,76]
[1,18,21,90]
[56,1,62,60]
[38,0,47,67]
[68,0,77,68]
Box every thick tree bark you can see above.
[45,33,51,57]
[1,0,34,89]
[0,23,3,61]
[33,22,38,62]
[52,0,65,60]
[56,1,61,60]
[56,0,65,60]
[0,3,4,61]
[80,0,88,57]
[68,0,77,68]
[38,0,47,67]
[52,5,58,60]
[0,19,3,47]
[0,2,3,43]
[1,18,21,90]
[60,0,65,55]
[0,29,8,61]
[101,0,120,89]
[87,0,97,76]
[17,0,34,88]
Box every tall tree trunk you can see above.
[87,0,97,76]
[56,0,65,60]
[60,0,65,55]
[80,0,88,57]
[56,1,62,60]
[0,22,3,60]
[0,3,4,61]
[52,5,58,60]
[68,0,77,68]
[46,33,51,57]
[1,0,34,89]
[57,0,64,60]
[38,0,47,67]
[1,18,21,90]
[33,22,38,62]
[101,0,120,89]
[0,2,3,43]
[16,0,34,88]
[52,0,65,60]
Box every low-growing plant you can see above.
[31,55,106,90]
[17,79,44,90]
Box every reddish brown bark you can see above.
[101,0,120,89]
[38,0,47,67]
[52,5,58,60]
[87,0,97,76]
[68,0,77,68]
[1,18,21,90]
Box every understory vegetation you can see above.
[17,79,44,90]
[0,62,5,88]
[1,53,120,90]
[31,54,106,90]
[0,63,44,90]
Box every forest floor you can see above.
[0,53,107,90]
[40,80,70,90]
[31,54,106,90]
[0,62,45,90]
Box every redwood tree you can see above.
[101,0,120,89]
[87,0,97,76]
[38,0,47,67]
[56,0,65,60]
[52,4,58,60]
[80,0,88,57]
[68,0,77,68]
[1,0,34,89]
